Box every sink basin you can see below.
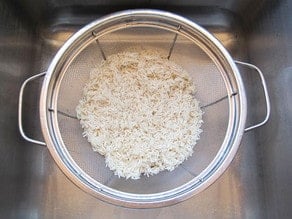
[0,0,291,218]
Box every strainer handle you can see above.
[18,72,46,146]
[235,61,271,132]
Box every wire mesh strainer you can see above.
[18,9,270,208]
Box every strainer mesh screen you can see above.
[56,27,229,194]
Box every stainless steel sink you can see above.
[0,0,291,218]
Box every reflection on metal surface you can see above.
[41,31,75,47]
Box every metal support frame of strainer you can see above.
[18,10,270,208]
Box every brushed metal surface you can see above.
[0,1,42,218]
[0,0,291,218]
[247,0,292,218]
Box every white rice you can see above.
[76,49,203,179]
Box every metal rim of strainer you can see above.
[39,9,247,208]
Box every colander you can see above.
[18,9,270,208]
